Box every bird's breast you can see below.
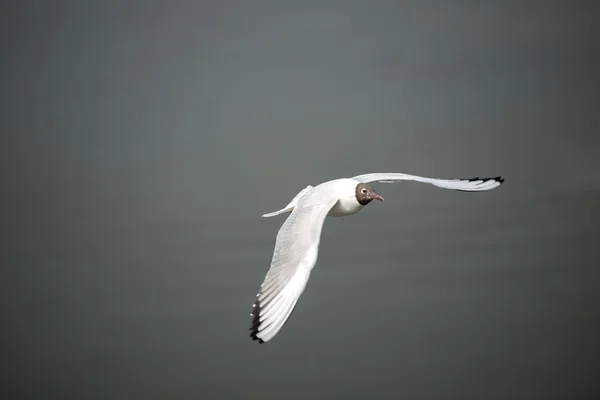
[327,197,363,217]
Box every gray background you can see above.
[2,1,600,398]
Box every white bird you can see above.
[249,172,504,343]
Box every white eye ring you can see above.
[361,188,367,194]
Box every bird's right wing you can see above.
[351,172,504,192]
[250,188,339,343]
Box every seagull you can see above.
[249,172,504,343]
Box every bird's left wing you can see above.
[351,172,504,192]
[250,187,340,343]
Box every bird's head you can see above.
[355,183,384,206]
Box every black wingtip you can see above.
[466,176,504,184]
[249,299,265,343]
[455,176,505,192]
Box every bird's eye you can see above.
[361,188,367,194]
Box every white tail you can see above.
[261,185,313,218]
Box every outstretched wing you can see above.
[351,172,504,192]
[250,189,339,343]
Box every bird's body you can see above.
[249,172,504,343]
[322,178,366,217]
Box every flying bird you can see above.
[249,172,504,343]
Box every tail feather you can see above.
[261,185,313,218]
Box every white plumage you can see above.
[250,173,504,343]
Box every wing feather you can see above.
[250,190,339,343]
[351,172,504,192]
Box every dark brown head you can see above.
[355,183,384,206]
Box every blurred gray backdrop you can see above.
[2,1,599,399]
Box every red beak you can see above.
[375,194,384,202]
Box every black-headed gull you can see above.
[249,172,504,343]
